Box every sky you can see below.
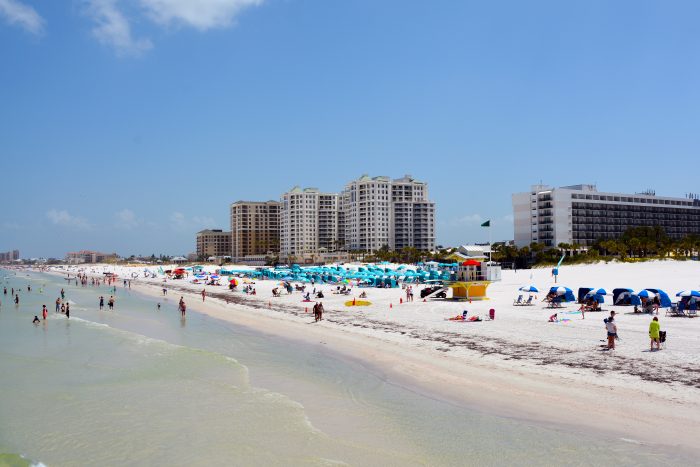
[1,0,700,258]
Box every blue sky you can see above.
[2,0,699,258]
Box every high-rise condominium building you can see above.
[230,201,280,261]
[196,229,232,259]
[342,175,436,252]
[280,187,339,260]
[513,184,700,248]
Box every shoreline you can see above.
[33,267,700,457]
[128,274,698,456]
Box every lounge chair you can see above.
[513,295,523,305]
[666,302,686,317]
[688,302,698,318]
[522,296,534,306]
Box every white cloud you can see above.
[140,0,262,30]
[83,0,262,55]
[46,209,92,230]
[115,208,140,229]
[86,0,152,56]
[0,0,45,35]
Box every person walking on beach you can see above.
[201,289,206,302]
[162,287,167,296]
[99,296,104,310]
[179,299,186,317]
[42,305,47,320]
[605,316,617,350]
[313,302,320,322]
[649,317,661,351]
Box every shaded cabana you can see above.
[612,288,634,306]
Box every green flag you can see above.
[481,220,490,227]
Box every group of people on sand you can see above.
[602,311,663,352]
[404,285,414,302]
[313,301,324,322]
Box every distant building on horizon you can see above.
[0,249,20,262]
[196,229,232,260]
[513,184,700,248]
[65,250,117,264]
[230,200,281,263]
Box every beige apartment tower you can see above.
[230,201,281,261]
[196,229,232,259]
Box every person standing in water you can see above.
[179,299,186,317]
[14,294,19,305]
[99,296,104,310]
[60,288,65,299]
[42,305,47,320]
[33,316,40,324]
[55,297,61,312]
[66,303,70,319]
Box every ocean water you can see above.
[0,270,693,466]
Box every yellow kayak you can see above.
[345,300,371,306]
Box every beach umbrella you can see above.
[519,285,538,293]
[586,288,607,296]
[637,289,657,298]
[551,286,572,295]
[676,290,700,297]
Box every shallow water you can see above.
[0,270,693,466]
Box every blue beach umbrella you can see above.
[676,290,700,297]
[586,288,607,296]
[519,285,538,293]
[551,286,572,295]
[637,289,657,299]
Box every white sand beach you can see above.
[47,260,700,456]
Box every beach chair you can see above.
[666,302,686,317]
[513,295,523,305]
[688,302,697,318]
[522,296,534,306]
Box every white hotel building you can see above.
[278,175,436,260]
[342,175,436,252]
[513,184,700,248]
[280,187,339,260]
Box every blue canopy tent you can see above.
[577,287,594,303]
[612,288,634,305]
